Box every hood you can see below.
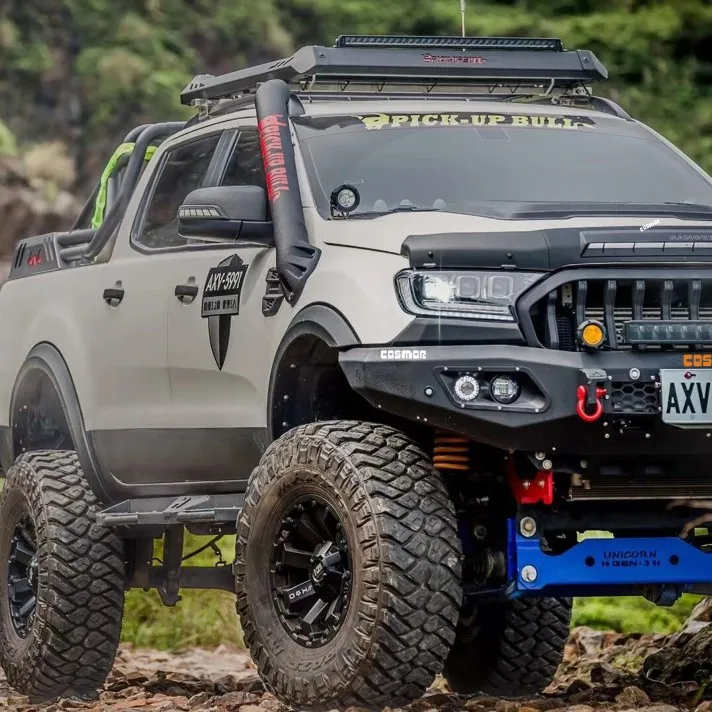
[315,211,712,269]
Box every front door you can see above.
[164,125,274,486]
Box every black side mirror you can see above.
[178,185,274,244]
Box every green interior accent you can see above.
[91,143,158,229]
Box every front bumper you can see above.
[338,345,712,455]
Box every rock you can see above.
[216,691,262,710]
[113,700,149,710]
[238,707,264,712]
[643,623,712,683]
[188,692,213,708]
[696,703,712,712]
[561,706,595,712]
[681,598,712,635]
[615,685,651,706]
[494,702,520,712]
[565,680,591,695]
[590,662,637,686]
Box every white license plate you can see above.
[660,369,712,426]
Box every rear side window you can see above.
[135,134,221,249]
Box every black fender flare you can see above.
[9,343,111,503]
[266,304,360,440]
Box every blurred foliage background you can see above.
[2,0,712,649]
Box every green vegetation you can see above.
[121,534,242,650]
[2,0,712,190]
[3,0,712,649]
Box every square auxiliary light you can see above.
[625,320,712,346]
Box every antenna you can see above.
[460,0,466,38]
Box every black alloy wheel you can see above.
[6,515,37,638]
[270,496,351,647]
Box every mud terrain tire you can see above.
[443,597,572,696]
[235,421,463,711]
[0,450,125,702]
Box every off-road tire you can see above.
[443,597,572,696]
[0,450,125,702]
[235,421,463,711]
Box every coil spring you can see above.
[433,432,471,472]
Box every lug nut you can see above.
[519,517,537,538]
[541,459,553,471]
[522,480,531,489]
[535,452,546,460]
[521,565,538,583]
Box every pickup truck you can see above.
[2,33,712,712]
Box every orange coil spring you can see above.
[433,433,471,472]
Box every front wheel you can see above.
[235,421,463,710]
[0,451,125,702]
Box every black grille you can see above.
[532,276,712,350]
[609,381,660,415]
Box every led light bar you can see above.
[625,320,712,345]
[334,35,564,52]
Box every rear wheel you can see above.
[443,597,572,696]
[0,451,125,702]
[235,421,463,710]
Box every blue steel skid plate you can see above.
[509,519,712,593]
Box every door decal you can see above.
[201,254,248,370]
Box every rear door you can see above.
[87,129,228,492]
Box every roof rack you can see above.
[180,34,608,106]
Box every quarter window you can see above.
[136,134,221,249]
[221,128,266,188]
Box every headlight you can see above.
[395,270,544,322]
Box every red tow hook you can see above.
[576,384,606,423]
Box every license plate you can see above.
[660,369,712,426]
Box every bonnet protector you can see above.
[255,79,320,303]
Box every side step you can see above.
[96,494,244,527]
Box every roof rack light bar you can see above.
[334,35,564,51]
[180,37,607,106]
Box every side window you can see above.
[135,133,221,249]
[221,127,266,188]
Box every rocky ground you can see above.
[4,613,712,712]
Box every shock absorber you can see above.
[433,432,471,472]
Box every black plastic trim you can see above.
[89,427,268,497]
[9,343,111,502]
[391,317,526,346]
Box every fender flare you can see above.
[9,343,111,503]
[266,304,360,440]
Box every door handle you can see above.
[175,284,199,304]
[103,287,124,305]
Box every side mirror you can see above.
[178,185,274,244]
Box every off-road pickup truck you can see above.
[2,33,712,711]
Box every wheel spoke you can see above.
[302,597,329,627]
[281,544,312,570]
[12,540,34,566]
[18,595,36,618]
[294,515,323,548]
[9,577,31,598]
[313,504,333,539]
[280,580,316,611]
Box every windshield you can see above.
[292,111,712,220]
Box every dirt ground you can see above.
[3,623,712,712]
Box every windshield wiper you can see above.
[340,206,443,220]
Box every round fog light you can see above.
[490,375,521,404]
[454,375,480,402]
